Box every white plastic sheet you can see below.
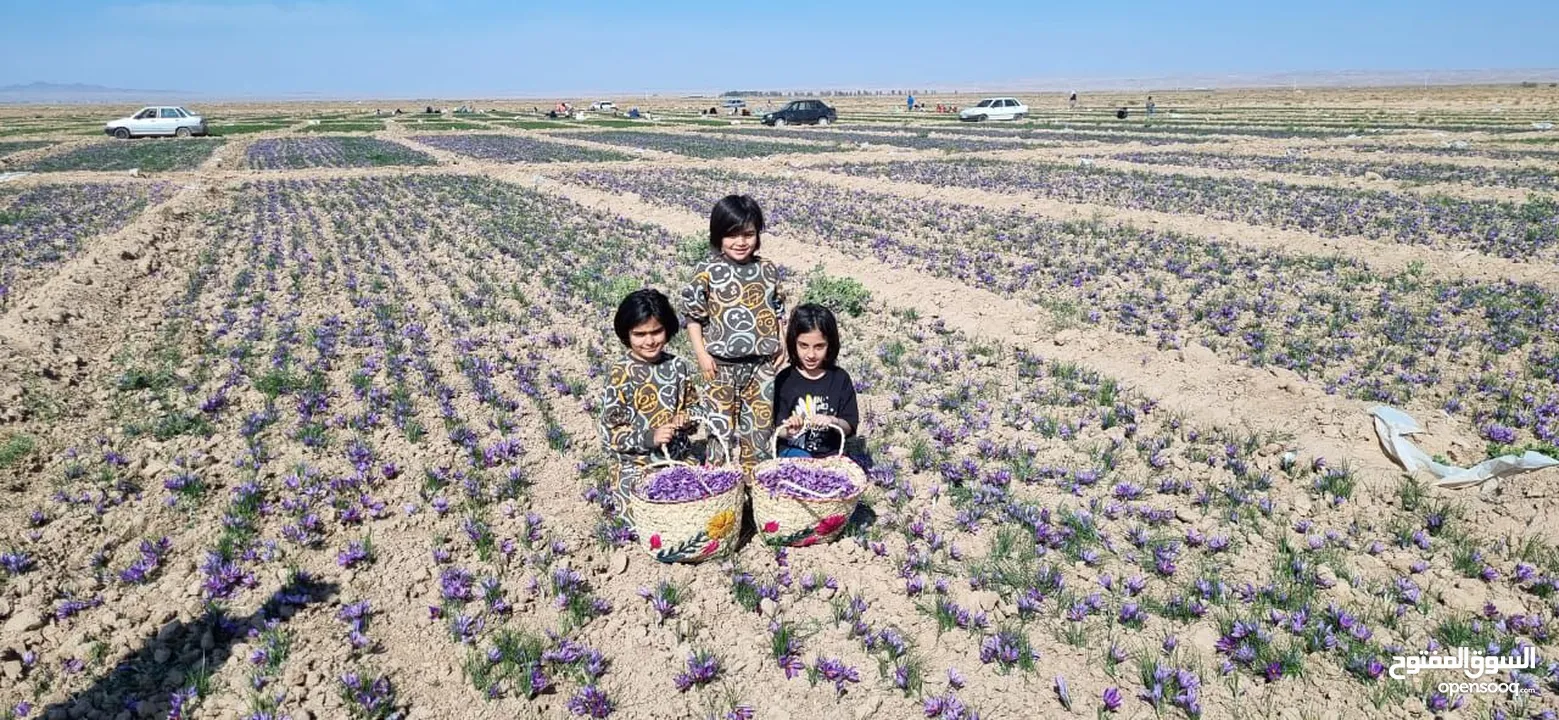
[1370,406,1559,489]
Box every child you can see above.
[680,194,786,469]
[597,289,699,512]
[774,304,865,468]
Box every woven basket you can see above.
[627,428,744,564]
[752,423,865,547]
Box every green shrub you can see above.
[801,266,871,317]
[678,235,711,266]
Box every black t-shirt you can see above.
[773,367,859,456]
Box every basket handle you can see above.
[771,416,847,458]
[697,415,736,469]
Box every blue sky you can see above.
[2,0,1555,97]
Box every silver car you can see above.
[104,106,208,139]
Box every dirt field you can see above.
[0,86,1556,720]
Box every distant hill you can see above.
[0,82,199,104]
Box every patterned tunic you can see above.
[678,254,786,359]
[596,352,699,504]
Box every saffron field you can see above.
[0,94,1556,720]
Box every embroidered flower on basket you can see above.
[815,514,847,537]
[706,510,736,540]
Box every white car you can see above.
[105,106,208,139]
[959,97,1028,122]
[589,101,616,112]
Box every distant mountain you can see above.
[0,82,199,104]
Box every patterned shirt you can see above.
[679,254,786,359]
[597,352,699,460]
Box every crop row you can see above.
[842,124,1215,146]
[1352,143,1559,163]
[409,134,638,163]
[1110,151,1559,191]
[559,166,1559,449]
[0,181,173,307]
[707,127,1037,152]
[560,130,847,159]
[21,139,223,173]
[0,140,53,159]
[244,136,437,169]
[820,158,1559,262]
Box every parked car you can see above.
[589,101,616,112]
[959,97,1028,122]
[761,99,837,126]
[722,98,747,110]
[105,106,208,138]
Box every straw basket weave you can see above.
[627,430,744,564]
[751,423,866,547]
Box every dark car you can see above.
[761,100,836,126]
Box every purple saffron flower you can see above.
[1102,686,1122,712]
[567,685,614,718]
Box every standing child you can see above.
[774,304,867,468]
[597,289,699,513]
[680,195,786,470]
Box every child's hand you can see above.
[695,351,717,382]
[783,414,806,432]
[652,425,677,446]
[771,347,788,370]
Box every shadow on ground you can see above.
[30,573,336,720]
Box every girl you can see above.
[680,194,786,469]
[597,289,699,513]
[774,304,866,468]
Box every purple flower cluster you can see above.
[978,629,1032,670]
[825,158,1559,261]
[1,182,174,304]
[755,464,857,498]
[569,130,844,159]
[923,693,980,719]
[674,651,721,692]
[411,134,636,163]
[1114,150,1559,190]
[642,466,742,502]
[0,550,34,575]
[199,551,258,600]
[119,537,172,584]
[246,137,435,170]
[811,656,860,697]
[54,594,103,621]
[338,670,398,719]
[25,140,222,172]
[566,685,614,718]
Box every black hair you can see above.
[786,303,840,369]
[613,288,679,347]
[709,194,764,254]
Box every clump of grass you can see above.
[803,266,872,317]
[0,433,36,469]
